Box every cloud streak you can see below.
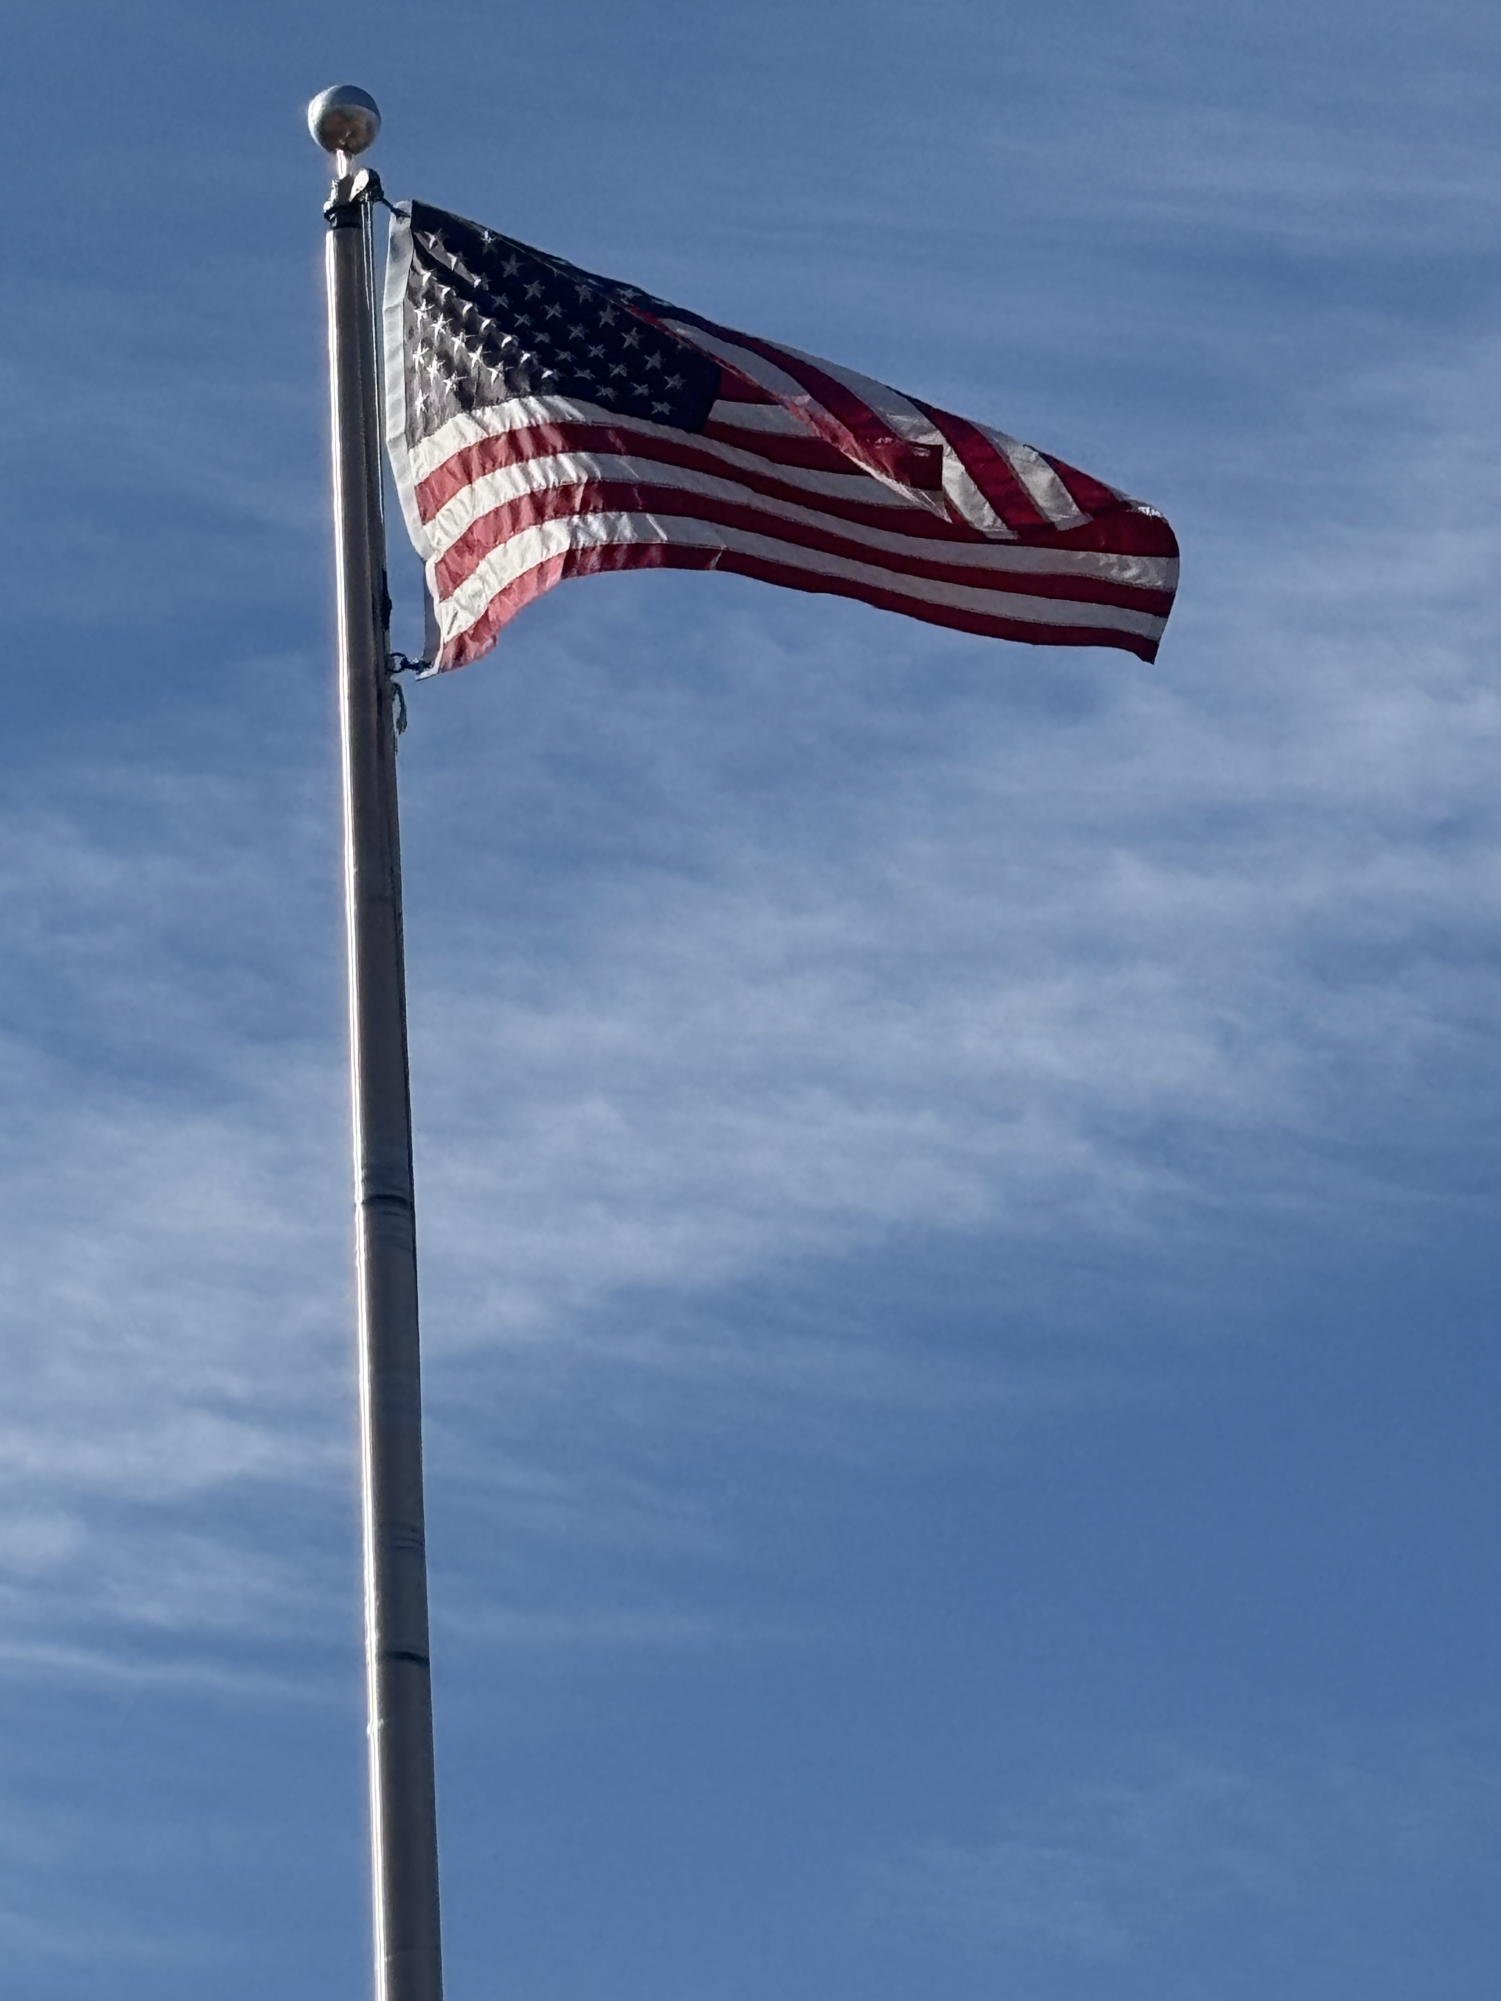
[874,1738,1501,1972]
[0,313,1496,1685]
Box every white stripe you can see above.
[774,343,939,446]
[661,321,819,411]
[941,457,1015,539]
[411,400,593,483]
[425,449,1177,593]
[979,425,1090,531]
[706,399,813,435]
[409,398,934,516]
[435,512,1166,647]
[412,396,849,482]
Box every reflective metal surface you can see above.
[309,83,381,157]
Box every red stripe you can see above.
[416,421,978,542]
[702,415,860,476]
[1040,453,1122,518]
[915,403,1056,533]
[1036,509,1180,561]
[710,374,779,406]
[441,540,1162,670]
[433,480,1176,618]
[690,319,943,493]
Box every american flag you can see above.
[382,201,1178,672]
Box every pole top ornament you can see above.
[308,85,381,159]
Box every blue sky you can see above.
[2,1,1499,1995]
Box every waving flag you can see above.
[383,201,1178,671]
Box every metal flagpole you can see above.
[309,85,444,2001]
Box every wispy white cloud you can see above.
[873,1739,1501,1963]
[0,325,1496,1677]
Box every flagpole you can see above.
[310,85,444,2001]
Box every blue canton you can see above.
[402,202,721,448]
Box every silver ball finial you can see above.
[308,85,381,159]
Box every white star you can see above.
[544,302,563,320]
[665,374,684,390]
[502,255,521,276]
[651,401,670,416]
[599,305,617,325]
[643,352,662,371]
[622,328,641,349]
[596,383,617,399]
[524,280,543,299]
